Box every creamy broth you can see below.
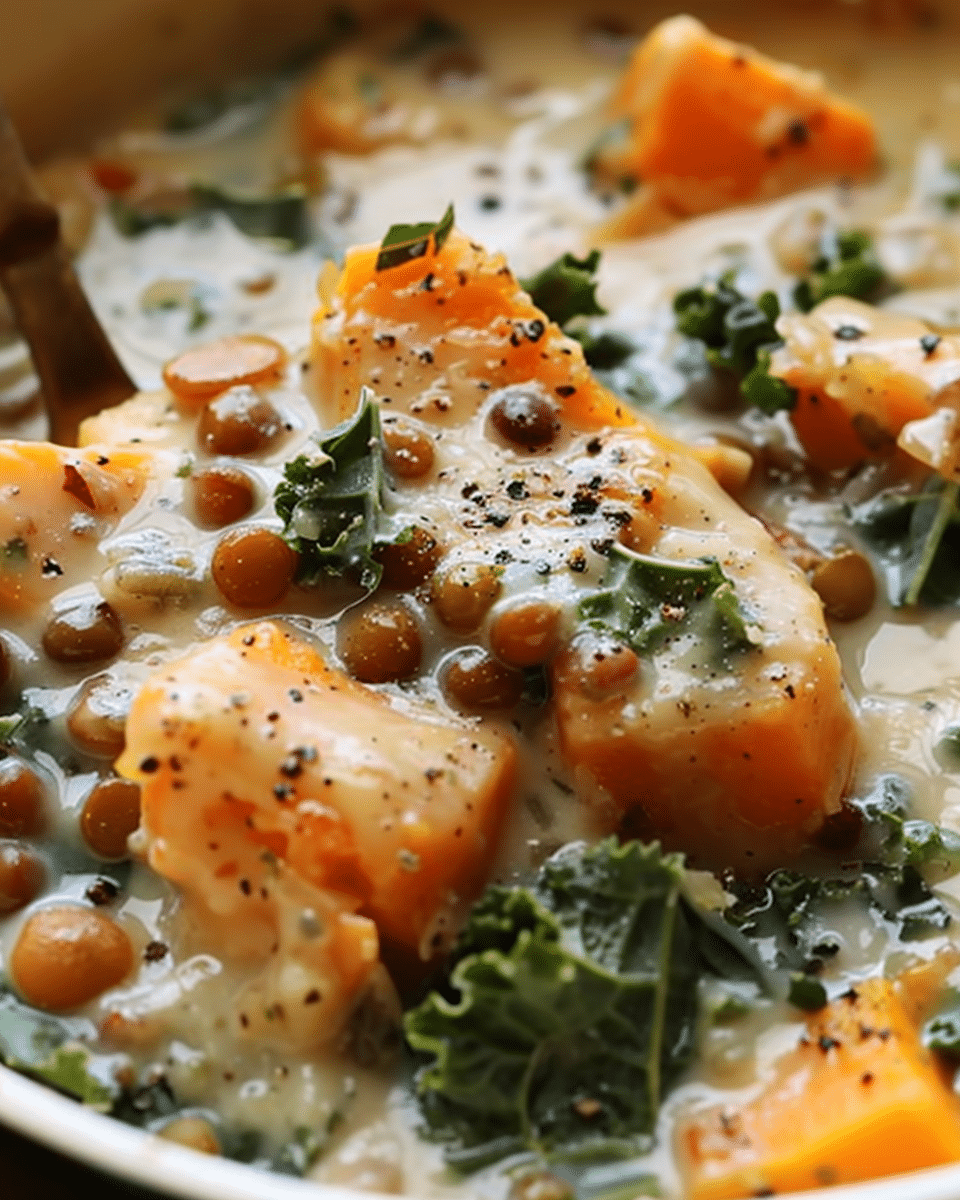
[5,3,960,1198]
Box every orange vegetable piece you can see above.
[312,228,636,434]
[680,977,960,1198]
[0,442,150,614]
[770,296,960,470]
[118,621,516,957]
[312,226,858,875]
[162,334,287,405]
[594,16,877,236]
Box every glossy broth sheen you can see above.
[4,2,960,1196]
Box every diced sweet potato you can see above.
[118,621,516,981]
[313,226,858,875]
[551,426,856,876]
[680,977,960,1198]
[770,296,960,470]
[593,16,877,237]
[0,442,150,614]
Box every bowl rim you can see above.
[4,1060,960,1200]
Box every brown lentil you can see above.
[490,600,561,667]
[12,907,134,1012]
[337,599,423,683]
[42,599,124,665]
[66,673,132,758]
[0,842,44,913]
[80,778,142,860]
[488,385,558,449]
[441,647,524,712]
[197,385,283,456]
[211,527,298,608]
[0,758,45,837]
[374,526,443,590]
[431,559,502,631]
[811,550,876,622]
[383,418,435,479]
[191,465,256,529]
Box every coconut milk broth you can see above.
[3,1,960,1195]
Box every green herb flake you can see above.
[192,183,312,251]
[922,991,960,1056]
[2,536,28,563]
[376,204,455,272]
[405,838,765,1171]
[0,993,115,1110]
[673,273,796,414]
[521,250,606,328]
[579,544,761,660]
[787,972,827,1012]
[275,391,384,591]
[793,230,891,313]
[852,479,960,608]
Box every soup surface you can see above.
[5,3,960,1198]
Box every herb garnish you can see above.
[727,775,960,975]
[673,273,796,414]
[375,204,455,271]
[405,838,765,1171]
[579,543,760,658]
[793,230,891,312]
[852,478,960,606]
[521,250,606,329]
[275,391,384,591]
[0,991,115,1109]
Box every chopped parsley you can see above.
[274,392,385,591]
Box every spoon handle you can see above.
[0,101,135,445]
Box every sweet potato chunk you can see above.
[680,978,960,1197]
[0,442,150,614]
[770,296,960,470]
[312,225,858,875]
[593,16,877,237]
[119,621,516,970]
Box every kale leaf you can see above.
[376,205,455,271]
[275,392,384,590]
[851,478,960,607]
[793,230,891,312]
[727,775,960,977]
[673,273,796,414]
[578,544,761,660]
[191,184,312,250]
[0,992,115,1109]
[521,250,606,329]
[405,838,765,1171]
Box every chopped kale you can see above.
[851,479,960,606]
[110,184,313,249]
[579,543,761,660]
[793,230,891,312]
[405,838,765,1172]
[673,273,796,414]
[376,205,455,271]
[275,392,384,591]
[922,992,960,1055]
[521,250,606,329]
[191,184,312,250]
[0,992,115,1109]
[726,775,960,971]
[787,973,828,1012]
[390,13,465,61]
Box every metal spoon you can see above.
[0,100,135,445]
